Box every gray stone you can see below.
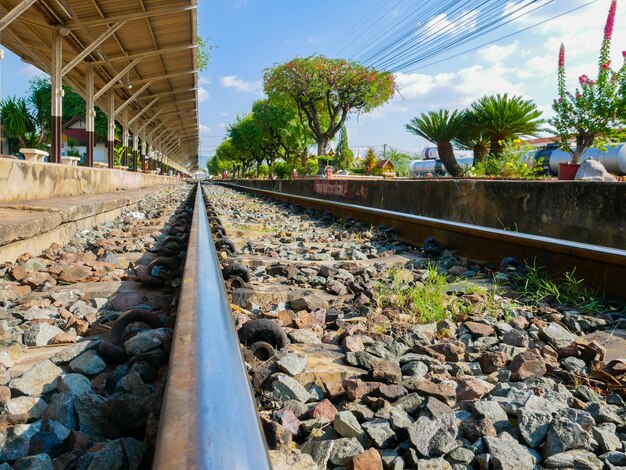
[288,329,321,344]
[592,424,622,453]
[401,361,429,378]
[86,437,147,470]
[51,340,98,365]
[447,446,475,466]
[41,393,76,429]
[561,357,588,375]
[329,437,365,466]
[301,439,334,468]
[277,353,307,376]
[13,453,53,470]
[115,371,150,397]
[575,159,617,182]
[271,374,310,403]
[23,323,64,346]
[418,458,453,470]
[544,417,591,458]
[9,360,62,396]
[345,351,378,370]
[484,435,535,470]
[472,401,509,432]
[501,329,529,348]
[544,449,603,470]
[518,408,552,447]
[124,328,171,356]
[362,418,397,448]
[539,323,576,350]
[13,454,53,470]
[0,350,14,368]
[555,408,595,431]
[69,350,106,376]
[50,290,83,304]
[269,450,319,470]
[601,452,626,466]
[333,411,363,438]
[587,402,624,425]
[2,396,47,420]
[74,393,119,438]
[408,413,459,457]
[0,421,43,461]
[57,373,92,395]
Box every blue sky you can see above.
[2,0,625,169]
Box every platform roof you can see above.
[0,0,199,170]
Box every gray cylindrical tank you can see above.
[420,147,439,159]
[547,144,626,174]
[410,157,474,176]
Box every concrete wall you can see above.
[0,158,175,203]
[230,179,626,249]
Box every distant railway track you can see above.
[219,182,626,299]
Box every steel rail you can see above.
[220,182,626,298]
[153,183,271,470]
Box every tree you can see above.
[264,55,395,156]
[363,147,377,175]
[453,111,490,163]
[334,125,354,170]
[28,77,51,147]
[1,97,34,153]
[551,0,626,163]
[470,94,543,156]
[405,109,465,177]
[228,116,264,176]
[251,98,297,175]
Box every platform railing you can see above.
[153,183,271,469]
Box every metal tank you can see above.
[545,143,626,175]
[410,156,475,176]
[420,147,439,159]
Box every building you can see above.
[62,117,112,164]
[374,159,396,177]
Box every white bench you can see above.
[113,165,129,171]
[61,156,80,166]
[93,162,109,168]
[19,148,48,162]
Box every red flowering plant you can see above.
[550,0,626,164]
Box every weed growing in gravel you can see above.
[514,262,608,314]
[374,266,507,324]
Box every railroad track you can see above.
[220,182,626,299]
[2,182,625,470]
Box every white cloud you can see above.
[425,10,479,37]
[478,41,519,64]
[198,86,210,102]
[394,63,526,110]
[220,75,263,94]
[19,64,44,79]
[199,124,211,136]
[199,75,212,86]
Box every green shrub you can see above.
[469,140,545,179]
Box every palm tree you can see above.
[453,111,490,163]
[470,94,543,156]
[405,109,465,176]
[1,97,35,153]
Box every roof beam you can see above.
[66,4,197,30]
[114,81,153,116]
[128,97,160,126]
[135,88,198,100]
[61,21,126,76]
[93,57,142,100]
[0,0,38,33]
[89,44,197,65]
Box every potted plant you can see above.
[550,0,626,179]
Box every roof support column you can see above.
[141,140,147,173]
[107,94,115,169]
[122,109,129,167]
[132,130,139,172]
[50,30,62,164]
[85,66,95,167]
